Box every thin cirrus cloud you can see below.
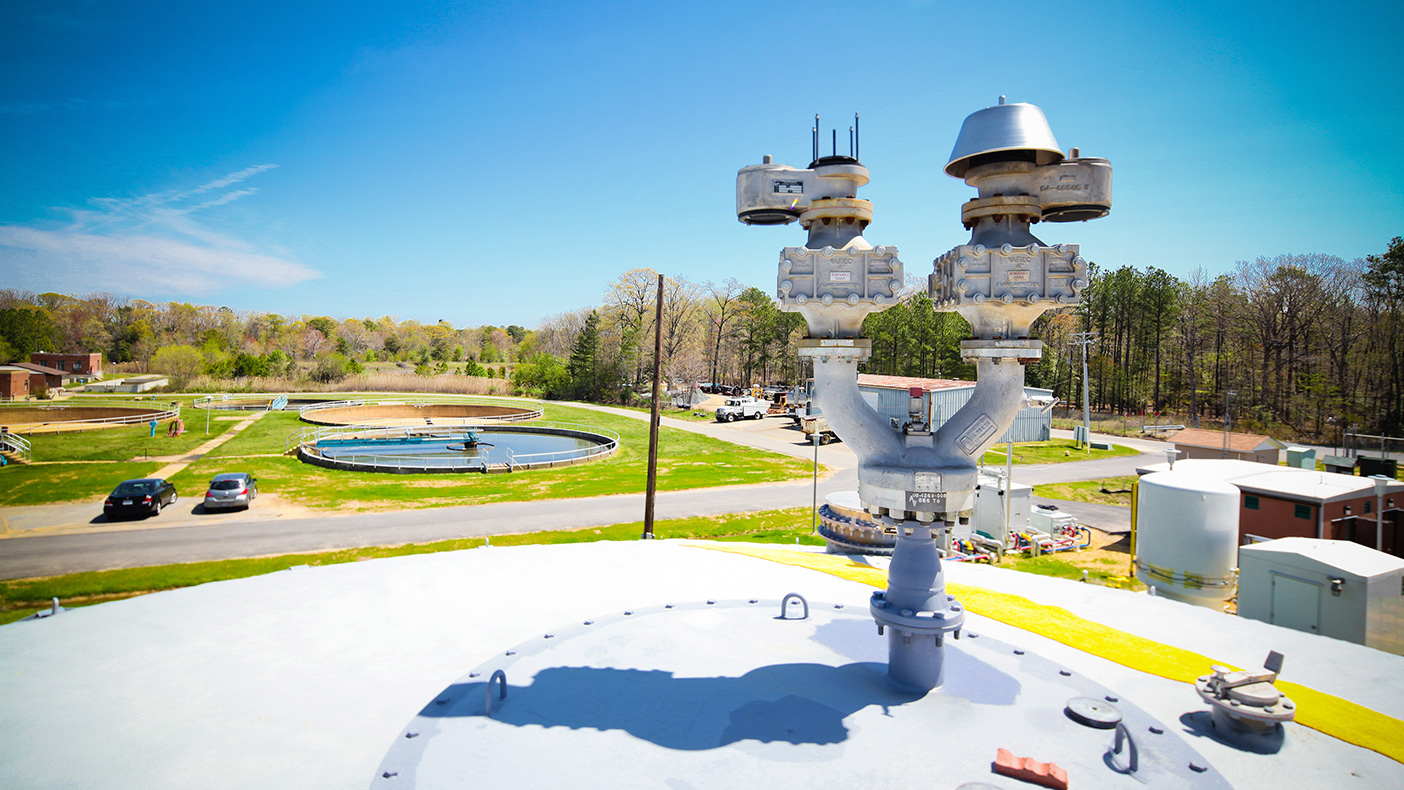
[0,164,320,297]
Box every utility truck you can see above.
[715,397,767,422]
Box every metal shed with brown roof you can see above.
[1168,427,1285,464]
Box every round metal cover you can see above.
[1227,681,1282,708]
[945,101,1063,178]
[1065,696,1123,729]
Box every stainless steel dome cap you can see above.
[945,101,1064,178]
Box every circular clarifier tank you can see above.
[298,423,618,473]
[300,401,541,426]
[0,402,177,433]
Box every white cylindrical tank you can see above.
[1134,471,1240,608]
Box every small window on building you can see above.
[56,361,65,370]
[1294,504,1311,519]
[1245,496,1259,510]
[73,362,82,372]
[1365,500,1372,514]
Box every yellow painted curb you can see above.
[695,543,1404,764]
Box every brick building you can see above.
[0,369,29,401]
[0,363,63,393]
[29,352,102,383]
[1138,458,1404,557]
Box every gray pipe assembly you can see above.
[735,99,1110,690]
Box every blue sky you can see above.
[2,0,1401,328]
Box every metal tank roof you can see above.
[2,540,1402,788]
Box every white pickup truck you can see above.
[715,397,767,422]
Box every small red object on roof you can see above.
[993,747,1069,789]
[909,386,924,397]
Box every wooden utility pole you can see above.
[643,273,665,539]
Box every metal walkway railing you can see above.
[288,422,618,472]
[0,431,31,462]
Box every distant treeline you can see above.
[857,238,1404,441]
[3,234,1400,439]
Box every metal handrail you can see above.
[193,394,277,410]
[0,432,31,462]
[297,399,365,414]
[297,396,544,421]
[290,421,619,470]
[0,397,174,410]
[0,401,180,431]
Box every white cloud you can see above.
[0,165,320,297]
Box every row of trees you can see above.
[4,235,1400,438]
[513,270,807,402]
[1050,238,1404,439]
[0,290,533,386]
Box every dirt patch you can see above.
[302,403,538,426]
[1077,528,1131,565]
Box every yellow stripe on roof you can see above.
[695,543,1404,764]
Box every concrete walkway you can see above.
[150,410,268,479]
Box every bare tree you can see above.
[702,278,744,384]
[601,268,658,389]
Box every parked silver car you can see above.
[204,472,257,511]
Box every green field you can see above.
[0,508,821,624]
[1,401,816,510]
[201,409,303,457]
[1032,476,1139,506]
[979,440,1139,466]
[0,462,163,507]
[20,415,239,462]
[169,403,813,510]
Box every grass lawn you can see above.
[165,402,813,510]
[611,403,723,422]
[1032,476,1139,506]
[0,508,822,624]
[979,440,1138,466]
[663,408,727,422]
[998,552,1140,588]
[201,410,305,457]
[23,416,239,462]
[0,401,816,510]
[0,462,162,507]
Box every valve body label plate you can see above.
[905,491,947,511]
[956,413,999,455]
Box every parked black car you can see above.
[103,478,177,520]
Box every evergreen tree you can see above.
[568,310,603,401]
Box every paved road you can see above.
[0,470,858,579]
[0,408,1145,579]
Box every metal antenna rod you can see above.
[855,112,859,160]
[832,128,837,156]
[813,114,819,162]
[849,126,854,157]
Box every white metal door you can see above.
[1270,573,1321,634]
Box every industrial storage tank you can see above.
[1134,471,1240,608]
